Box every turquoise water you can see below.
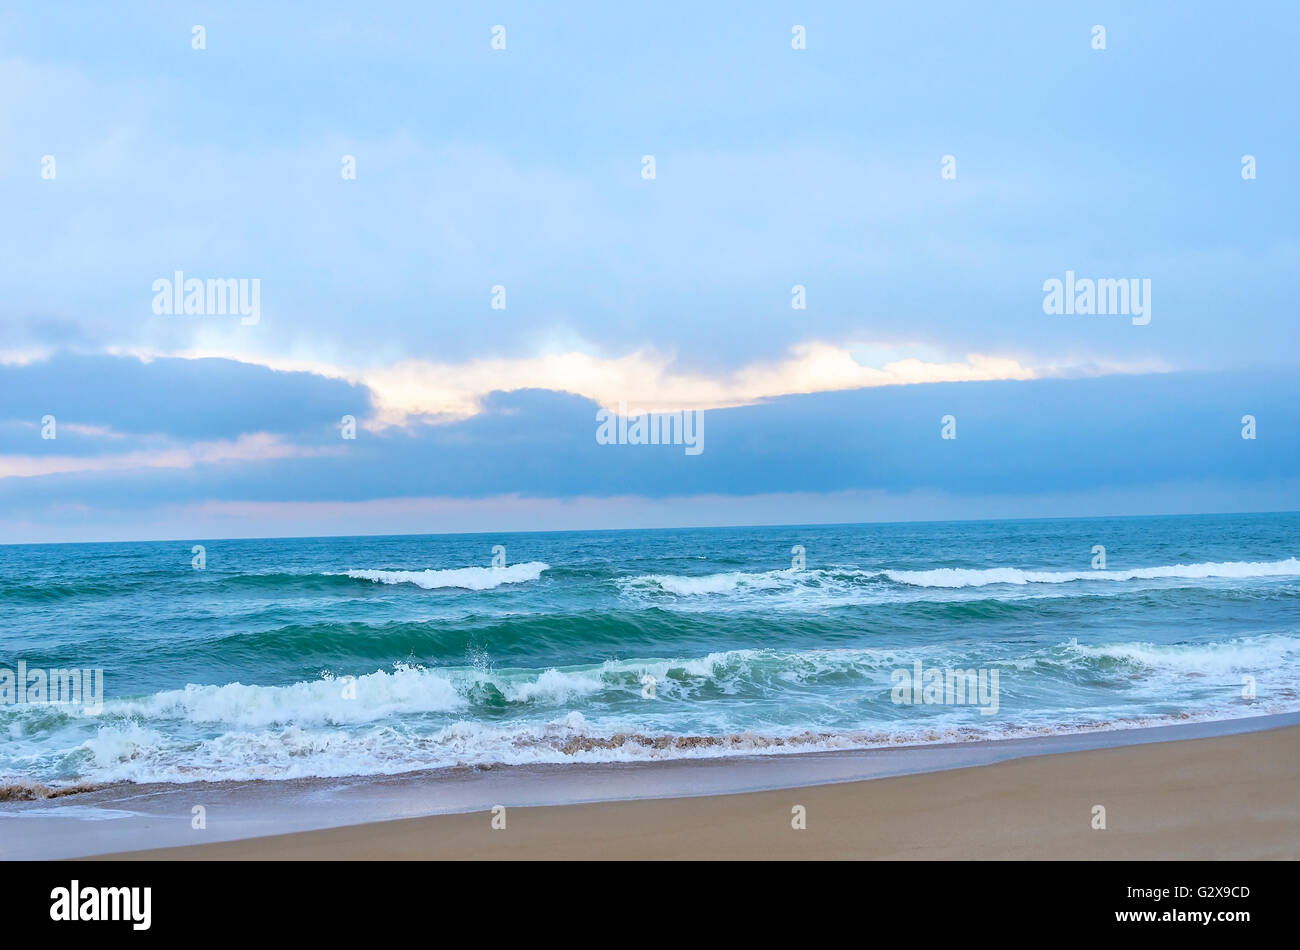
[2,513,1298,786]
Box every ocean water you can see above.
[2,513,1298,789]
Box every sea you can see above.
[2,512,1298,791]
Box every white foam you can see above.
[884,558,1300,588]
[48,697,1300,785]
[501,667,606,705]
[341,561,549,590]
[619,568,892,613]
[1063,633,1300,675]
[624,558,1300,603]
[105,665,469,727]
[10,635,1300,785]
[631,570,792,596]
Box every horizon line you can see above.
[4,507,1296,549]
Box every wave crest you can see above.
[340,561,549,590]
[885,557,1300,588]
[624,558,1300,601]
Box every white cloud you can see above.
[0,433,340,480]
[108,339,1051,427]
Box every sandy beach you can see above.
[90,723,1300,860]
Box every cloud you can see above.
[3,3,1297,379]
[110,340,1045,426]
[0,432,341,480]
[0,368,1294,530]
[0,353,370,446]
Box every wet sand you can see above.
[93,724,1300,860]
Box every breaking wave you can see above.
[3,634,1295,784]
[883,558,1300,588]
[339,562,549,590]
[623,559,1300,605]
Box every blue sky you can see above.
[1,2,1296,542]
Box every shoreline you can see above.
[94,719,1300,860]
[1,711,1295,859]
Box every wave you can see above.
[624,559,1300,602]
[218,571,365,592]
[884,557,1300,588]
[3,633,1295,785]
[177,610,719,667]
[0,564,555,601]
[20,634,1300,722]
[619,567,888,612]
[87,652,780,729]
[36,701,1300,786]
[1060,633,1300,675]
[631,570,800,596]
[338,562,549,590]
[0,579,135,602]
[32,633,1291,734]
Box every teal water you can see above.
[2,513,1298,786]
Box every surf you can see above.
[338,561,549,590]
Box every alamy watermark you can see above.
[1042,270,1150,325]
[1,662,104,714]
[891,661,999,716]
[50,881,151,930]
[152,271,260,325]
[596,401,704,455]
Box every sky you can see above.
[1,1,1296,543]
